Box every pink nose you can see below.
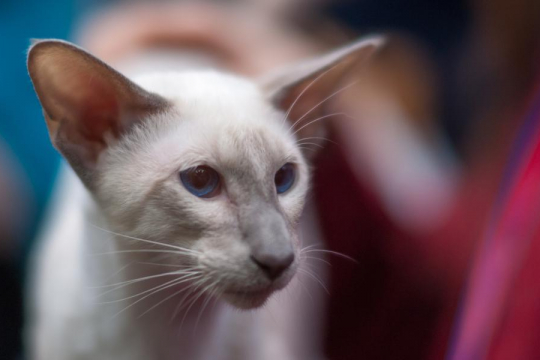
[251,252,294,280]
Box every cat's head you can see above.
[27,37,381,308]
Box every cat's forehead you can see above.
[119,71,301,178]
[134,71,267,116]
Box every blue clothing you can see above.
[0,0,76,261]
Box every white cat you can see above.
[26,37,381,360]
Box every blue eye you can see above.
[275,163,295,194]
[180,166,221,198]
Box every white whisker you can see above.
[295,136,338,146]
[137,276,204,318]
[171,277,208,325]
[290,80,358,133]
[91,269,199,290]
[292,112,346,137]
[89,249,198,257]
[302,248,357,264]
[300,255,332,266]
[90,223,201,255]
[98,273,202,304]
[297,267,329,295]
[281,62,346,128]
[113,273,202,319]
[295,142,324,149]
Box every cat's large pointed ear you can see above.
[260,36,384,148]
[27,40,170,184]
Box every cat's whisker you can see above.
[292,112,346,137]
[101,262,133,284]
[297,267,329,295]
[289,80,359,134]
[193,280,221,333]
[97,273,203,304]
[179,278,213,330]
[113,272,203,319]
[294,276,316,306]
[95,274,202,304]
[299,244,320,252]
[137,261,197,268]
[171,277,208,325]
[295,141,324,149]
[297,146,317,153]
[300,255,332,266]
[295,136,339,146]
[90,224,201,256]
[138,287,188,319]
[301,248,358,264]
[281,62,345,128]
[89,249,198,257]
[91,269,200,289]
[137,275,205,318]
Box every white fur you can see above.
[27,37,381,359]
[27,70,322,360]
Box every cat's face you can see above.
[97,73,309,307]
[27,38,381,308]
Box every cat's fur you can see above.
[26,37,381,360]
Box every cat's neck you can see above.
[50,168,226,360]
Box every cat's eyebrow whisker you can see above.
[289,80,359,134]
[90,224,201,255]
[281,62,345,128]
[292,112,347,137]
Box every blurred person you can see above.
[66,1,462,359]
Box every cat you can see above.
[26,36,382,360]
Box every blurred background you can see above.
[1,0,540,359]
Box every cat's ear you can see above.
[261,36,384,150]
[27,39,169,183]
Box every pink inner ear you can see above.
[73,75,121,146]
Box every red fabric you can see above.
[314,81,540,359]
[314,143,450,360]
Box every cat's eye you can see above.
[180,166,221,198]
[275,163,295,194]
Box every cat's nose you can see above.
[251,251,295,280]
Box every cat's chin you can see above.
[222,272,296,309]
[222,288,275,309]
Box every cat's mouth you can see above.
[222,287,275,309]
